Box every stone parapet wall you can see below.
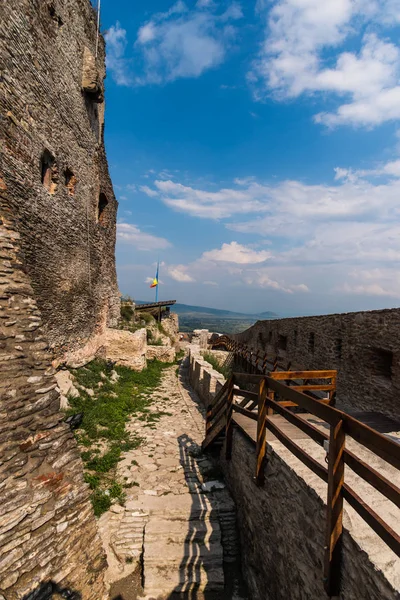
[188,344,225,407]
[232,309,400,419]
[0,203,107,599]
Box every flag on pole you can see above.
[149,263,159,288]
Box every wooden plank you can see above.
[342,485,400,558]
[202,418,226,451]
[276,399,330,408]
[344,450,400,509]
[209,398,229,432]
[233,404,258,422]
[256,379,268,485]
[266,378,341,426]
[206,411,227,440]
[324,420,345,597]
[225,378,234,460]
[342,415,400,471]
[265,418,328,482]
[233,389,258,400]
[289,384,335,392]
[208,379,230,410]
[267,399,328,446]
[270,370,337,380]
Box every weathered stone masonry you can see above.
[0,202,107,599]
[0,0,121,596]
[1,0,120,363]
[233,309,400,420]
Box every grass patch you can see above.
[68,358,171,516]
[203,352,231,379]
[176,349,185,362]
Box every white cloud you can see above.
[242,268,308,293]
[339,268,400,297]
[105,22,131,86]
[204,280,218,285]
[167,264,196,282]
[134,2,243,85]
[250,0,400,127]
[140,185,159,197]
[201,241,271,264]
[153,179,267,218]
[149,157,400,297]
[117,223,171,251]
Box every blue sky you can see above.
[100,0,400,316]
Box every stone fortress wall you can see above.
[0,0,121,596]
[1,0,120,365]
[0,201,107,599]
[232,308,400,420]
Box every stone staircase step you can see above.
[144,563,225,593]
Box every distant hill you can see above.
[135,301,278,334]
[171,303,277,320]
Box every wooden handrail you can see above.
[202,368,400,597]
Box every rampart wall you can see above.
[188,345,400,600]
[233,309,400,420]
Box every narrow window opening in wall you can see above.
[309,332,315,353]
[335,338,343,360]
[98,193,109,225]
[268,331,273,343]
[278,334,287,351]
[64,168,77,196]
[370,347,393,379]
[258,332,264,345]
[294,330,298,347]
[41,150,58,194]
[48,4,63,26]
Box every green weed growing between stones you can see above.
[202,352,231,379]
[67,358,171,517]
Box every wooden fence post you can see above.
[267,389,275,416]
[255,378,268,485]
[225,376,234,460]
[324,419,345,597]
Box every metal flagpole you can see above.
[155,260,159,302]
[95,0,101,58]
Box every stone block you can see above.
[106,328,147,371]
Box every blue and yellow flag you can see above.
[149,263,159,288]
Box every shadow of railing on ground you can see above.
[22,582,82,599]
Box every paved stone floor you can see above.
[99,359,248,600]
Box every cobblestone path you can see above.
[99,358,248,600]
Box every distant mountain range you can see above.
[170,303,278,320]
[136,301,278,334]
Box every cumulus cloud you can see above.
[117,223,171,251]
[145,156,400,297]
[167,264,196,282]
[201,241,271,264]
[140,185,159,197]
[135,2,242,85]
[250,0,400,127]
[107,2,243,86]
[105,22,131,86]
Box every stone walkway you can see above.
[99,358,247,600]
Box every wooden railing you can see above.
[202,371,400,597]
[212,334,292,373]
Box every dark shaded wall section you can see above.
[0,199,107,598]
[1,0,120,361]
[233,309,400,420]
